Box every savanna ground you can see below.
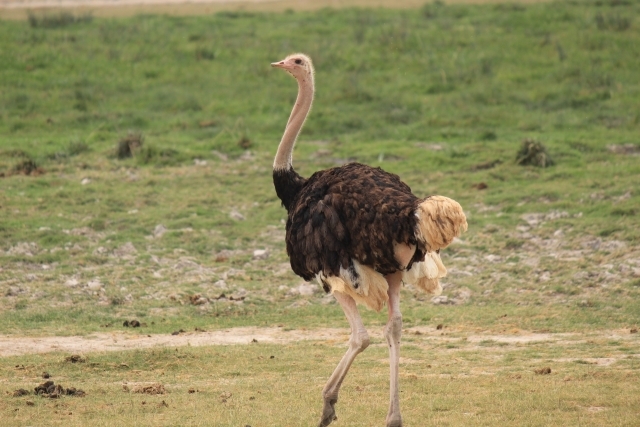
[1,0,639,425]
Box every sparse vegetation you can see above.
[116,133,144,159]
[515,138,554,167]
[2,335,637,426]
[27,12,93,29]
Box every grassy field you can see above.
[1,0,639,425]
[2,333,639,426]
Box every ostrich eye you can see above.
[294,59,302,65]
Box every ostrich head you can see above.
[271,53,315,82]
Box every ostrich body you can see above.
[271,54,467,427]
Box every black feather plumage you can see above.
[273,163,427,286]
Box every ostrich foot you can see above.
[318,398,338,427]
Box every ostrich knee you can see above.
[384,315,403,346]
[351,330,370,353]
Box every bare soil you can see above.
[0,0,551,20]
[1,326,636,358]
[0,327,348,356]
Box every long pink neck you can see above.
[274,75,314,171]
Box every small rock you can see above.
[252,249,269,260]
[81,178,91,185]
[451,287,472,304]
[64,278,80,287]
[113,242,137,257]
[93,246,108,256]
[213,280,228,289]
[153,224,167,238]
[296,283,318,296]
[87,280,103,291]
[229,209,245,221]
[431,296,453,305]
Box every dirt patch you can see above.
[465,333,574,344]
[0,327,350,356]
[0,0,554,20]
[553,357,618,367]
[3,326,634,357]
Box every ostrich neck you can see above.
[273,76,314,171]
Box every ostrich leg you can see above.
[318,291,370,427]
[384,271,404,427]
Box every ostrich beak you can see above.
[271,60,286,69]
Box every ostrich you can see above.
[271,53,467,427]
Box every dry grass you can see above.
[1,330,638,426]
[1,0,553,20]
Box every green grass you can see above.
[0,2,639,333]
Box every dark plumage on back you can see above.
[274,163,426,283]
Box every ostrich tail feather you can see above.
[403,251,446,296]
[318,261,389,312]
[416,195,468,252]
